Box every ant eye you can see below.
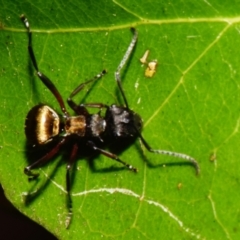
[133,113,142,131]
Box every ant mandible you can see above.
[21,15,200,228]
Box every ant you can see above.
[21,15,200,228]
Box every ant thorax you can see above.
[65,115,86,136]
[64,112,107,138]
[88,114,106,138]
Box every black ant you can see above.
[21,15,200,228]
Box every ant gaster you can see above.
[21,15,200,228]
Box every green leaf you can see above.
[1,1,240,239]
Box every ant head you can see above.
[106,105,143,138]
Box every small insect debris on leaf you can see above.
[145,60,158,78]
[139,50,158,77]
[140,49,150,64]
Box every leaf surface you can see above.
[0,1,240,239]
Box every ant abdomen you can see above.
[25,104,60,145]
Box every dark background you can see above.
[0,185,57,240]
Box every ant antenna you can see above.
[138,134,200,175]
[115,28,138,109]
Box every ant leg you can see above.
[67,70,107,114]
[65,143,78,229]
[80,103,107,108]
[69,70,107,100]
[20,15,69,117]
[87,141,138,172]
[138,133,200,175]
[24,138,67,178]
[73,103,109,116]
[115,28,138,109]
